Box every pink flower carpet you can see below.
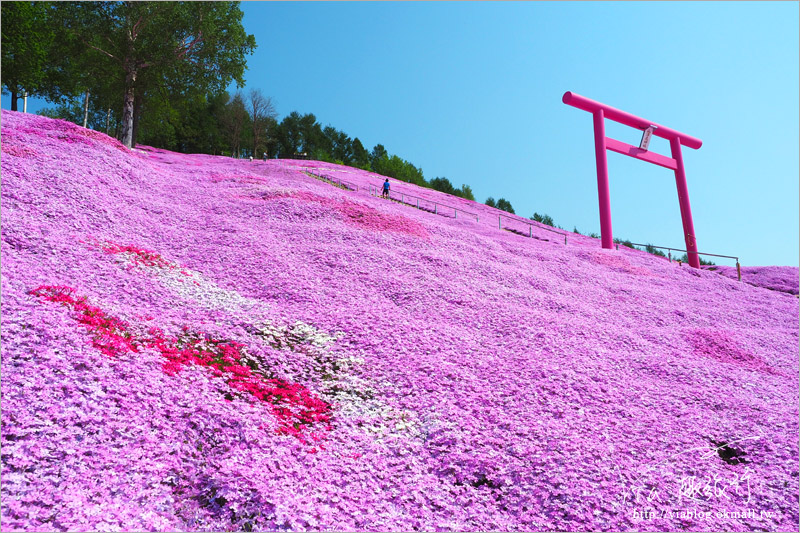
[2,110,798,532]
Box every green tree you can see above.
[276,111,302,156]
[457,184,476,201]
[496,198,515,214]
[531,212,554,226]
[136,90,230,154]
[221,91,250,157]
[429,177,457,196]
[373,154,425,186]
[329,129,354,164]
[485,197,497,208]
[644,243,667,258]
[370,143,388,165]
[1,2,54,110]
[51,1,255,148]
[277,112,326,157]
[298,113,324,154]
[677,253,715,265]
[321,125,356,164]
[352,137,370,169]
[262,115,280,158]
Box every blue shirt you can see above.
[383,181,390,190]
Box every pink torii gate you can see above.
[562,91,703,268]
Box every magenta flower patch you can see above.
[31,284,332,444]
[687,328,780,376]
[260,189,428,237]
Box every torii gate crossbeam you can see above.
[562,91,703,268]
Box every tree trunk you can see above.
[106,109,111,135]
[83,89,90,128]
[120,67,137,148]
[252,119,259,157]
[131,92,143,148]
[10,91,18,112]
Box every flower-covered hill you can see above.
[1,110,798,532]
[702,265,799,296]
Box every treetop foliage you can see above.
[1,2,54,109]
[531,212,554,226]
[495,198,515,214]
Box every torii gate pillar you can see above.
[563,91,703,268]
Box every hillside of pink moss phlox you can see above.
[2,110,798,532]
[703,265,799,295]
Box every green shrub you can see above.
[496,198,515,214]
[531,212,554,226]
[458,184,476,201]
[677,253,715,265]
[644,244,667,258]
[613,237,635,249]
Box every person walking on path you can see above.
[382,178,390,198]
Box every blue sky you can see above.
[7,2,798,266]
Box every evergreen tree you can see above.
[496,198,515,214]
[531,212,554,226]
[370,144,388,164]
[429,177,457,196]
[352,138,370,169]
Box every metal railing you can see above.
[304,170,359,192]
[625,242,741,281]
[368,186,480,222]
[297,166,350,173]
[498,213,569,245]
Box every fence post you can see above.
[455,210,457,219]
[668,250,671,262]
[564,234,567,245]
[529,226,531,238]
[402,194,404,203]
[499,215,501,229]
[736,261,741,282]
[417,199,419,209]
[435,204,437,215]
